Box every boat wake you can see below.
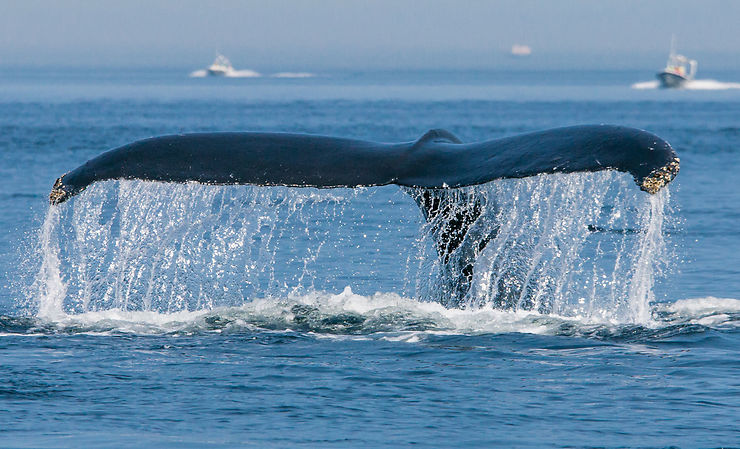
[189,70,315,78]
[271,72,315,78]
[189,69,262,78]
[631,79,740,90]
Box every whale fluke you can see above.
[49,125,679,205]
[48,125,679,305]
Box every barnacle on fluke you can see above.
[640,157,680,195]
[49,175,70,205]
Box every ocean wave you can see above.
[5,289,737,340]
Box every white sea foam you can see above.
[684,79,740,90]
[631,79,740,90]
[226,69,261,78]
[29,286,586,336]
[631,81,660,90]
[31,288,739,337]
[659,297,740,328]
[648,297,740,330]
[668,297,740,314]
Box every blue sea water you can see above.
[1,67,739,448]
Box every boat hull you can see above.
[657,72,689,88]
[207,69,229,76]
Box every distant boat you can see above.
[656,37,697,88]
[510,44,532,57]
[207,54,234,76]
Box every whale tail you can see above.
[403,129,489,304]
[406,187,495,305]
[401,126,679,305]
[412,128,463,147]
[47,126,680,304]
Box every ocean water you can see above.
[1,68,739,448]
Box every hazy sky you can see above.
[1,0,738,70]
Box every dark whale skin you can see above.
[49,125,679,205]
